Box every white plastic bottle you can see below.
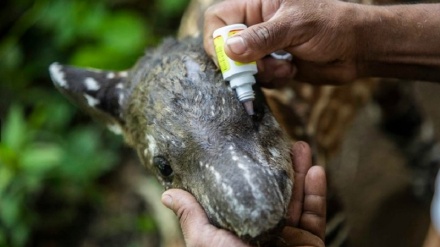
[213,24,257,115]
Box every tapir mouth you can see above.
[193,145,293,241]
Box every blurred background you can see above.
[0,0,189,246]
[1,0,440,247]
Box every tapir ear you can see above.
[49,62,128,135]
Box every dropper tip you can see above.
[242,100,255,116]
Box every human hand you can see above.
[204,0,360,86]
[161,141,326,247]
[278,141,326,247]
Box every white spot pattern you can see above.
[119,71,128,77]
[146,134,157,156]
[106,72,115,79]
[116,83,124,89]
[83,94,100,107]
[84,77,100,91]
[268,147,281,158]
[49,63,68,88]
[107,123,122,135]
[118,93,124,106]
[210,166,222,182]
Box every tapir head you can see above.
[49,37,293,242]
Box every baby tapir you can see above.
[49,37,294,243]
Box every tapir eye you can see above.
[153,156,173,177]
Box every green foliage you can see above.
[37,0,154,70]
[157,0,191,18]
[0,0,190,245]
[0,104,121,247]
[137,214,157,233]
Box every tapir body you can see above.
[49,37,294,243]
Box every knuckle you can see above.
[177,205,192,228]
[204,4,221,19]
[175,200,200,228]
[204,5,214,19]
[249,25,274,49]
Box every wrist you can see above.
[353,4,406,78]
[352,4,440,81]
[349,4,383,79]
[327,1,368,82]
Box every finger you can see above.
[162,189,249,247]
[300,165,327,240]
[203,0,283,62]
[286,141,313,227]
[276,227,325,247]
[256,57,296,87]
[203,1,252,60]
[224,17,294,63]
[161,189,213,238]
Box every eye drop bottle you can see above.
[213,24,257,114]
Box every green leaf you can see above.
[157,0,189,17]
[3,105,27,151]
[11,221,29,247]
[99,11,147,51]
[0,38,23,70]
[0,231,6,246]
[58,127,118,184]
[70,45,130,70]
[37,0,80,48]
[70,11,149,70]
[0,164,14,196]
[21,144,62,174]
[0,195,20,228]
[28,95,75,132]
[0,143,18,169]
[137,214,157,233]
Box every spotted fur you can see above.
[49,37,293,244]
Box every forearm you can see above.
[354,3,440,82]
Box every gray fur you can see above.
[49,37,293,243]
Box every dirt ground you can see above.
[327,81,440,247]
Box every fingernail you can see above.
[210,55,219,68]
[274,64,291,78]
[161,193,173,209]
[292,141,306,153]
[226,36,247,55]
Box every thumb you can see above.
[162,190,253,247]
[224,20,292,62]
[162,189,214,242]
[162,189,210,228]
